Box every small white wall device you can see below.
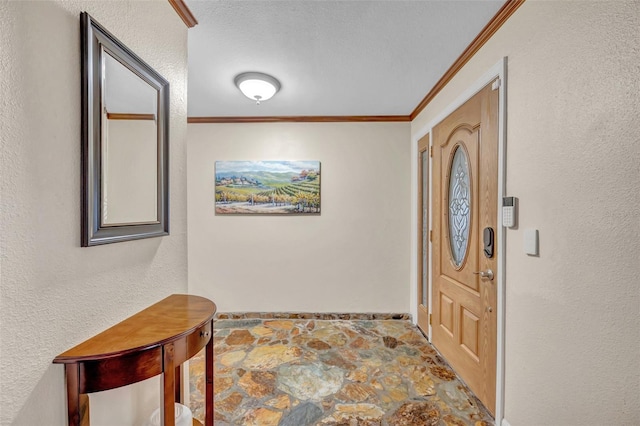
[524,228,539,256]
[502,197,517,228]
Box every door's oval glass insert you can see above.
[448,145,471,267]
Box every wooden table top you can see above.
[53,294,216,363]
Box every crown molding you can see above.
[186,0,525,123]
[106,113,155,120]
[168,0,198,28]
[409,0,525,120]
[188,115,411,124]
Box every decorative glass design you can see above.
[421,150,428,306]
[448,146,471,267]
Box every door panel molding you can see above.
[416,133,430,334]
[411,57,507,424]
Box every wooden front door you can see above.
[431,82,498,414]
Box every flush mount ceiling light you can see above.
[234,72,281,105]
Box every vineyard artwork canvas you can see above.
[215,161,321,214]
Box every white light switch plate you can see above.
[524,229,539,256]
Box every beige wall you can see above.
[412,1,640,425]
[0,1,188,425]
[188,122,411,313]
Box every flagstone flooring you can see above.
[189,318,493,426]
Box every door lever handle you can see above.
[473,269,494,280]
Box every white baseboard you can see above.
[502,419,512,426]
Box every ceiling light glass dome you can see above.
[234,72,281,105]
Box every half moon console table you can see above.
[53,294,216,426]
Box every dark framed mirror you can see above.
[81,12,169,246]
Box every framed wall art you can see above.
[215,161,321,215]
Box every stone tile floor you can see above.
[189,319,493,425]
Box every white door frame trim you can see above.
[410,57,508,425]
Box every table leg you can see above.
[64,364,90,426]
[162,343,176,426]
[175,364,182,403]
[205,319,214,426]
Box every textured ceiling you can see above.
[186,1,506,117]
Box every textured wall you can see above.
[412,1,640,424]
[188,122,411,313]
[0,1,188,425]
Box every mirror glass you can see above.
[102,51,158,226]
[81,12,169,246]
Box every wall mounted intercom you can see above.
[502,196,518,228]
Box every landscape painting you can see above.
[215,161,321,214]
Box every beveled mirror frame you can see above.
[81,12,169,246]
